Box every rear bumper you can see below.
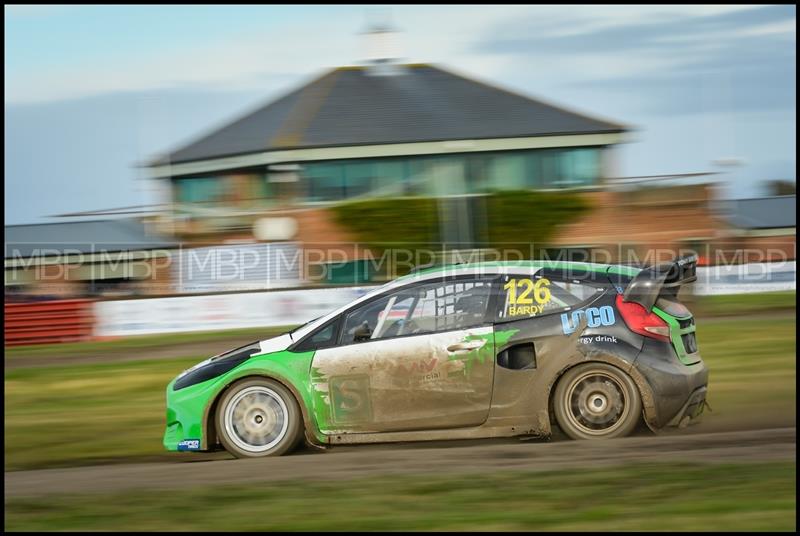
[666,386,708,427]
[634,338,709,428]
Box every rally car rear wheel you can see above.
[553,363,642,440]
[216,378,302,457]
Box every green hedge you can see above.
[484,190,591,255]
[330,190,591,259]
[330,196,439,252]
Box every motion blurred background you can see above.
[4,4,796,531]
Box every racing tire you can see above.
[553,363,642,440]
[215,378,303,458]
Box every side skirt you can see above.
[324,422,548,445]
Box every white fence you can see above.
[171,242,302,293]
[694,261,796,295]
[94,286,375,337]
[94,261,795,338]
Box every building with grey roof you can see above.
[148,62,629,231]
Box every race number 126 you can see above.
[504,278,551,306]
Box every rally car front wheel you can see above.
[215,378,303,457]
[553,363,642,440]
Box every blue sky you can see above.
[4,4,796,224]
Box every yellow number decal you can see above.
[505,278,551,307]
[516,279,534,304]
[534,278,551,304]
[503,279,517,305]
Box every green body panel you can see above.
[453,328,519,378]
[164,349,326,451]
[454,331,494,378]
[487,328,520,352]
[652,307,700,366]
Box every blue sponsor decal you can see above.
[177,439,201,451]
[561,305,616,335]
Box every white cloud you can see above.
[738,18,796,37]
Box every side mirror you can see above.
[353,321,372,342]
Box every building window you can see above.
[174,174,272,206]
[425,157,467,196]
[373,160,409,196]
[561,148,599,187]
[540,149,562,188]
[251,174,273,205]
[229,173,272,206]
[305,163,346,201]
[295,146,604,203]
[174,177,224,204]
[406,158,431,196]
[343,161,376,198]
[486,153,527,191]
[526,147,601,189]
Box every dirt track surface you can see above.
[5,427,795,499]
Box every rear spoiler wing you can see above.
[622,255,698,311]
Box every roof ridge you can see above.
[268,69,342,149]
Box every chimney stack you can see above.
[361,13,404,76]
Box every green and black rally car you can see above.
[164,256,707,458]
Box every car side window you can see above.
[340,277,494,344]
[293,318,341,352]
[495,274,604,321]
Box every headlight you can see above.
[175,357,214,381]
[173,342,261,391]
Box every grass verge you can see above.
[4,325,295,359]
[693,315,796,429]
[688,290,796,317]
[4,462,796,531]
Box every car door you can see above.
[309,275,498,434]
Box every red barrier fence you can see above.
[4,299,96,346]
